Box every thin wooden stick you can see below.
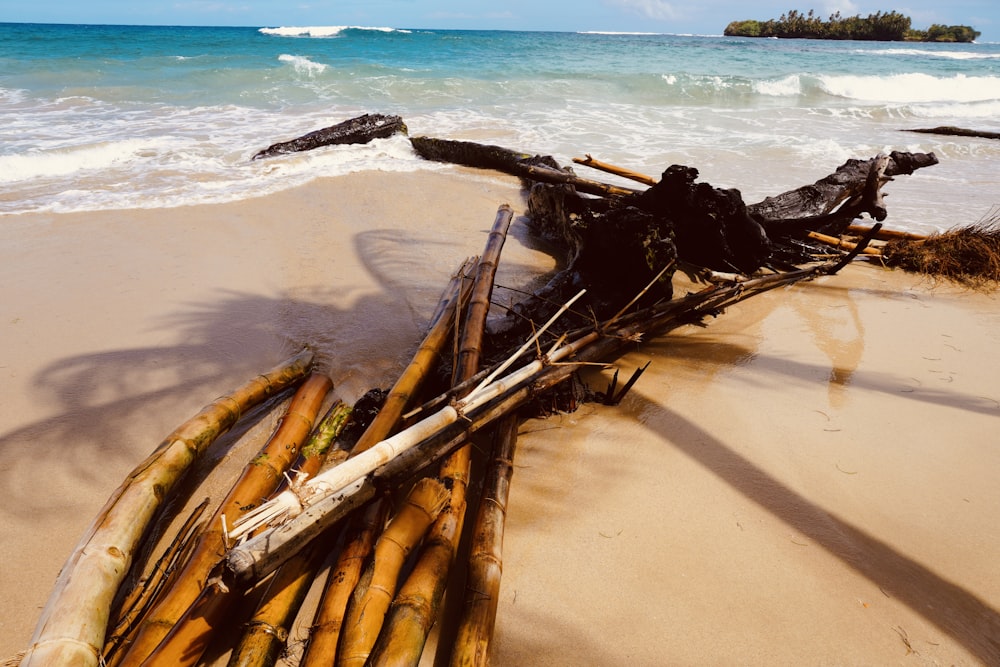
[19,350,314,667]
[572,154,658,186]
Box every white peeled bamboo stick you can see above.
[229,291,588,543]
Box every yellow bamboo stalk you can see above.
[225,401,353,667]
[449,415,519,667]
[807,230,883,256]
[572,154,658,186]
[225,539,329,667]
[119,372,332,667]
[337,478,451,667]
[845,223,926,241]
[102,498,210,665]
[301,500,389,667]
[19,350,314,667]
[351,258,477,455]
[369,206,512,666]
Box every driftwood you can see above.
[908,126,1000,141]
[251,113,407,160]
[747,151,938,233]
[410,136,640,198]
[405,131,936,279]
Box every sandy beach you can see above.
[1,169,998,665]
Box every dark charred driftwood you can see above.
[249,115,941,294]
[752,153,894,239]
[628,165,770,274]
[409,136,640,197]
[907,126,1000,141]
[251,113,407,160]
[406,131,938,279]
[746,151,938,226]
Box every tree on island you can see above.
[724,9,980,42]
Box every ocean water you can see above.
[2,23,999,232]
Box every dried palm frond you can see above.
[883,214,1000,288]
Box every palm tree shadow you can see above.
[624,384,1000,664]
[1,219,528,519]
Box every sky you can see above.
[1,0,997,42]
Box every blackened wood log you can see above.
[747,151,938,223]
[628,165,771,275]
[756,153,894,238]
[251,113,407,160]
[409,136,640,197]
[908,126,1000,141]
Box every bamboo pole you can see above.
[225,401,353,667]
[807,230,882,256]
[298,258,476,667]
[118,372,332,667]
[103,498,210,664]
[19,350,314,667]
[300,500,389,667]
[225,539,330,667]
[845,223,926,241]
[369,205,513,665]
[572,154,658,186]
[351,258,477,455]
[337,478,451,667]
[449,416,519,667]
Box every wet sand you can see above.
[1,170,998,665]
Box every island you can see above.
[724,9,980,42]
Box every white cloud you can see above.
[821,0,860,17]
[605,0,681,21]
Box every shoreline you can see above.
[2,170,998,664]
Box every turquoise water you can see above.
[2,23,999,230]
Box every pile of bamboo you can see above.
[18,140,975,667]
[13,215,865,667]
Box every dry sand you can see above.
[1,170,998,665]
